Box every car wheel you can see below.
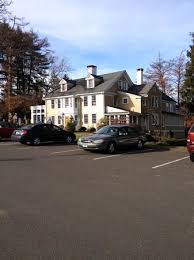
[137,139,144,149]
[65,135,73,144]
[32,137,41,146]
[106,142,116,154]
[190,153,194,162]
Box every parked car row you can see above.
[1,121,194,161]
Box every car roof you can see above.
[106,125,135,128]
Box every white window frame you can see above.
[122,97,128,104]
[58,115,62,125]
[88,79,93,88]
[92,95,96,106]
[51,100,55,109]
[65,98,69,108]
[84,114,88,124]
[58,99,61,108]
[92,114,96,124]
[51,116,55,124]
[75,98,78,108]
[84,96,88,106]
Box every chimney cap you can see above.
[87,65,97,68]
[137,68,144,71]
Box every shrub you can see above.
[96,117,108,130]
[65,118,76,132]
[78,126,87,132]
[88,127,96,133]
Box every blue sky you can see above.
[11,0,194,81]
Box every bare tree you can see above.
[144,53,174,95]
[0,0,11,20]
[171,51,186,106]
[44,57,72,95]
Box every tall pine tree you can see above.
[181,33,194,112]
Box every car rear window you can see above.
[190,125,194,133]
[21,125,33,130]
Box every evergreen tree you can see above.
[181,33,194,112]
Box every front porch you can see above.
[105,106,141,125]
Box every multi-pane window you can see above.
[58,116,62,125]
[151,96,159,107]
[142,99,147,106]
[84,114,88,124]
[51,100,55,109]
[155,97,159,107]
[37,115,40,122]
[74,115,78,123]
[166,102,169,112]
[88,79,93,88]
[118,80,128,91]
[41,115,44,123]
[58,99,61,108]
[84,96,88,106]
[152,113,159,125]
[65,98,69,107]
[75,98,78,108]
[92,95,96,106]
[92,114,96,124]
[51,116,55,124]
[33,110,36,113]
[122,97,128,104]
[33,115,36,123]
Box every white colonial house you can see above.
[30,65,184,136]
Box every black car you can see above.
[78,125,147,153]
[11,123,76,145]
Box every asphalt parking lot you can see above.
[0,142,194,260]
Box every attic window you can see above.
[88,79,93,88]
[118,80,128,91]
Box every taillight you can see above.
[21,130,28,135]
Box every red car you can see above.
[187,123,194,162]
[0,122,16,140]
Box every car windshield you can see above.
[96,126,118,135]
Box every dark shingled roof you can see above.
[129,83,155,95]
[45,71,125,98]
[162,92,176,103]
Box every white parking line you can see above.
[93,154,120,161]
[50,148,81,155]
[152,156,189,169]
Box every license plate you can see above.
[82,144,88,148]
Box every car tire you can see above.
[190,153,194,162]
[31,137,41,146]
[20,140,27,145]
[65,135,73,144]
[137,139,144,150]
[106,142,116,154]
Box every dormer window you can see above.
[61,84,66,92]
[88,79,93,88]
[85,75,95,89]
[59,79,68,92]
